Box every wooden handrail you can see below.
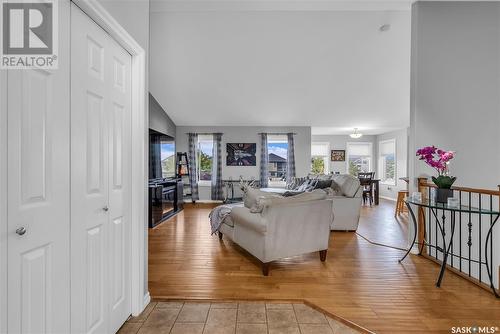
[418,178,500,196]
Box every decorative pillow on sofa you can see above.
[244,187,280,211]
[325,182,342,197]
[331,175,360,198]
[287,177,307,190]
[314,179,332,189]
[244,187,267,209]
[296,179,318,192]
[308,174,332,181]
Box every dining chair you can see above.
[358,172,375,206]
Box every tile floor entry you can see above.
[118,301,363,334]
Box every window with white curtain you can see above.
[346,142,372,176]
[197,135,214,185]
[311,142,330,175]
[267,135,288,187]
[378,139,396,185]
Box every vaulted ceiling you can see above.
[149,0,411,135]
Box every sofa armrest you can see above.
[330,196,362,231]
[230,206,267,234]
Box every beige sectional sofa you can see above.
[218,190,332,275]
[217,175,361,275]
[260,174,363,231]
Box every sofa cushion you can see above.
[252,189,328,213]
[332,175,360,198]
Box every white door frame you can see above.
[71,0,148,317]
[1,61,8,334]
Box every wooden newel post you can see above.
[417,178,428,255]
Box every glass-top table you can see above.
[405,198,500,215]
[402,198,500,297]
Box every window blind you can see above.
[347,143,372,156]
[311,143,329,156]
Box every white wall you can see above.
[376,128,408,200]
[150,9,411,130]
[177,126,311,200]
[311,135,377,174]
[312,129,408,200]
[410,1,500,288]
[98,0,150,52]
[150,94,176,138]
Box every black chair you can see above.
[358,172,375,206]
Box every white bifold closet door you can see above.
[70,3,132,334]
[6,1,71,333]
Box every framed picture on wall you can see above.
[331,150,345,162]
[226,143,257,166]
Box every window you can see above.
[197,135,213,184]
[161,141,176,178]
[379,139,396,185]
[267,135,288,187]
[311,142,330,175]
[346,142,372,176]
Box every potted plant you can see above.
[416,146,456,203]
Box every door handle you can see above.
[15,227,27,236]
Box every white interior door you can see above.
[6,1,71,333]
[70,3,132,334]
[107,18,132,334]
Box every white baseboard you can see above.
[143,291,151,309]
[380,196,397,202]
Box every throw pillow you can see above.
[314,179,332,189]
[332,175,360,197]
[329,180,342,195]
[243,187,269,209]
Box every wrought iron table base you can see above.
[402,201,499,297]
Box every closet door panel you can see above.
[107,36,132,334]
[7,1,71,333]
[71,3,132,333]
[71,4,109,334]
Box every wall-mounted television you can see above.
[149,129,176,180]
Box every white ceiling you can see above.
[149,1,411,135]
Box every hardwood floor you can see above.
[148,200,500,334]
[357,201,409,250]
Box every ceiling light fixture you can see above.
[349,128,363,139]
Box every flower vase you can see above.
[435,188,454,203]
